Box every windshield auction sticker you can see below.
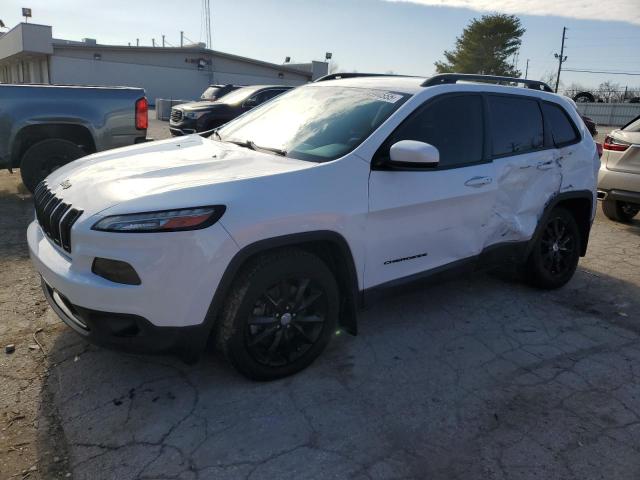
[367,91,404,103]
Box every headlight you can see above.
[184,111,207,120]
[92,206,226,233]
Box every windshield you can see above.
[215,86,261,104]
[201,86,224,100]
[217,85,409,162]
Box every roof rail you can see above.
[421,74,553,92]
[314,72,416,83]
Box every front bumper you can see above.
[169,118,198,136]
[28,219,239,354]
[41,278,206,355]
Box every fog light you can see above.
[92,258,141,285]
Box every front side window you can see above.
[542,102,579,146]
[489,96,544,156]
[383,94,484,168]
[217,85,409,162]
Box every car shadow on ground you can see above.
[36,264,640,480]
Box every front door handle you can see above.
[465,176,492,187]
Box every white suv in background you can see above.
[28,73,600,380]
[598,115,640,222]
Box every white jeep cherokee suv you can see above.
[28,73,600,380]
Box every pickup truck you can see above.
[0,84,148,192]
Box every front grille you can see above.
[33,182,83,253]
[170,108,183,123]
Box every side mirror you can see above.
[389,140,439,166]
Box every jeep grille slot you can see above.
[170,109,183,123]
[33,182,83,253]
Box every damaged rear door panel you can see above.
[484,94,563,246]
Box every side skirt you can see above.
[362,240,529,307]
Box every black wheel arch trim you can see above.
[198,230,360,352]
[527,189,594,258]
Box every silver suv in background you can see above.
[598,115,640,222]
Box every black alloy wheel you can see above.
[217,248,339,380]
[539,216,576,277]
[526,208,581,289]
[246,277,327,367]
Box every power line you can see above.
[563,69,640,76]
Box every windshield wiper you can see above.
[249,142,287,157]
[227,139,287,157]
[199,127,222,140]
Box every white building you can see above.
[0,23,328,102]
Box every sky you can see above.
[2,0,639,90]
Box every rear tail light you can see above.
[135,97,148,130]
[603,135,629,152]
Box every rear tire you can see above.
[602,198,639,223]
[573,92,595,103]
[525,208,581,289]
[20,139,86,193]
[216,248,339,380]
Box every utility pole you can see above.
[554,27,567,93]
[524,59,529,79]
[152,38,156,47]
[136,38,139,47]
[162,35,165,47]
[180,31,184,47]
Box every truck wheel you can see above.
[525,208,581,290]
[217,248,339,380]
[602,199,639,223]
[20,139,86,193]
[573,92,595,103]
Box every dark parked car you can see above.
[200,84,240,101]
[169,85,293,136]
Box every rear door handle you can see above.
[465,176,492,187]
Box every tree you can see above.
[435,14,525,77]
[598,81,621,102]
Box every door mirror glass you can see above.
[389,140,439,166]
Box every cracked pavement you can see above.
[34,210,640,479]
[2,122,640,479]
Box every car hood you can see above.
[44,135,315,216]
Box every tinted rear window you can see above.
[542,102,579,145]
[489,96,544,156]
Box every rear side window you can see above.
[387,94,484,168]
[542,102,579,146]
[489,96,544,156]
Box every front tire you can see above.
[217,249,339,380]
[20,139,86,192]
[525,208,581,289]
[602,198,639,223]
